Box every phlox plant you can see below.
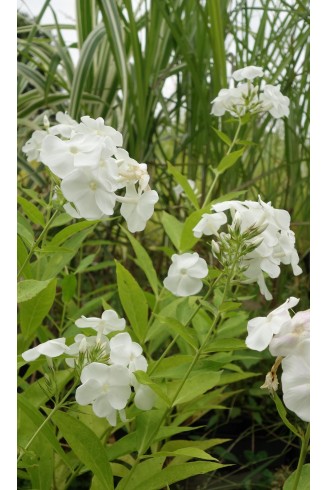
[17,64,309,490]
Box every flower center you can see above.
[180,268,188,275]
[89,181,97,191]
[69,146,79,154]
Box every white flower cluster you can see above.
[211,65,290,119]
[193,197,302,300]
[22,113,159,233]
[163,252,209,297]
[21,308,155,425]
[245,298,310,422]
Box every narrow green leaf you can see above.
[19,278,57,338]
[121,227,159,296]
[132,461,229,490]
[18,196,45,227]
[156,316,198,349]
[116,261,148,343]
[283,464,310,490]
[135,410,165,455]
[61,274,77,303]
[134,371,170,406]
[272,392,302,438]
[53,411,114,490]
[17,396,73,469]
[217,149,244,174]
[18,279,52,303]
[161,212,183,251]
[149,447,218,461]
[212,127,232,146]
[167,162,200,209]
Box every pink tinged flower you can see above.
[269,309,310,357]
[119,184,159,233]
[163,252,209,297]
[75,363,131,423]
[281,339,310,422]
[193,212,227,238]
[232,65,264,81]
[259,84,290,118]
[48,111,78,138]
[109,333,148,373]
[22,130,48,162]
[61,167,117,219]
[245,297,300,351]
[75,309,126,336]
[22,338,69,362]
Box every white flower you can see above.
[204,197,302,300]
[269,309,310,357]
[40,133,102,178]
[281,339,310,422]
[76,116,123,152]
[75,309,126,336]
[193,212,227,238]
[131,376,156,410]
[48,111,79,138]
[75,362,131,425]
[211,86,246,117]
[163,252,208,297]
[116,148,150,192]
[61,167,117,219]
[22,338,69,362]
[22,130,48,162]
[119,184,159,233]
[109,333,148,373]
[65,333,110,368]
[245,297,299,351]
[259,84,290,118]
[232,66,264,81]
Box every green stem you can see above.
[292,424,310,490]
[148,276,221,375]
[121,251,241,489]
[17,381,77,463]
[17,209,59,279]
[203,118,242,208]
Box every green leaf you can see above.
[121,227,159,296]
[17,396,73,470]
[134,371,170,406]
[61,274,77,303]
[272,392,302,438]
[204,338,248,353]
[53,411,114,490]
[117,457,166,490]
[116,261,148,343]
[149,447,218,461]
[75,253,97,274]
[156,316,198,349]
[135,410,165,455]
[283,464,310,490]
[172,371,223,405]
[132,461,229,490]
[18,196,45,227]
[217,148,244,174]
[50,220,97,246]
[161,211,183,251]
[19,278,57,338]
[18,279,52,303]
[212,127,232,146]
[167,162,200,209]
